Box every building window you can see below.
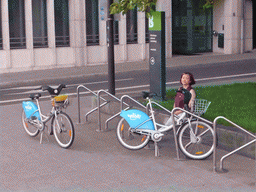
[9,0,26,49]
[86,0,99,46]
[126,8,137,44]
[0,1,3,49]
[145,16,149,43]
[33,0,48,48]
[114,20,119,44]
[54,0,70,47]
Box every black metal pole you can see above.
[108,0,115,95]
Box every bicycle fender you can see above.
[22,101,41,121]
[120,109,154,130]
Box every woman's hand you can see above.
[188,100,194,108]
[188,89,196,108]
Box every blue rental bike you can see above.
[21,84,74,148]
[117,92,214,160]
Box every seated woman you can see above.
[165,72,196,126]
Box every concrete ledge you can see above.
[217,125,255,159]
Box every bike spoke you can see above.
[179,121,214,159]
[117,118,150,150]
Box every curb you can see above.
[216,125,255,159]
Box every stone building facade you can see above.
[0,0,253,73]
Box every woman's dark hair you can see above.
[180,72,196,85]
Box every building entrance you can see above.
[172,0,213,54]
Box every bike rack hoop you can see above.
[213,116,256,172]
[77,85,107,124]
[120,95,147,111]
[97,90,130,131]
[169,107,213,160]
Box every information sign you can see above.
[149,11,166,100]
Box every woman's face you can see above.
[181,74,191,85]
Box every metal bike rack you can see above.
[170,107,213,160]
[77,85,107,124]
[97,90,129,132]
[119,97,213,159]
[120,95,147,111]
[213,116,256,172]
[144,103,213,159]
[145,101,178,157]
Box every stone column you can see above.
[25,0,33,50]
[47,0,57,66]
[1,0,11,70]
[119,14,127,61]
[157,0,172,58]
[137,11,145,60]
[244,0,253,52]
[25,0,34,68]
[224,0,242,54]
[69,0,86,66]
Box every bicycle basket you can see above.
[52,95,68,107]
[193,99,211,116]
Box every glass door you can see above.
[172,0,212,54]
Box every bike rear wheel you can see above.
[178,120,214,160]
[116,118,150,150]
[52,112,74,148]
[22,110,40,137]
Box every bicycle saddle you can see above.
[42,84,66,96]
[29,93,42,100]
[142,91,156,99]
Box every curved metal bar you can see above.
[213,116,256,172]
[77,85,107,124]
[145,102,213,159]
[97,90,129,131]
[159,106,213,160]
[120,95,146,111]
[85,101,108,122]
[105,106,130,130]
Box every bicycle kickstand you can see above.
[154,142,160,157]
[40,130,50,144]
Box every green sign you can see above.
[149,11,166,100]
[149,11,162,31]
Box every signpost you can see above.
[149,11,166,100]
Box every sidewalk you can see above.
[1,50,256,88]
[1,96,255,192]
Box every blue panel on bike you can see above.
[22,101,41,121]
[120,109,154,130]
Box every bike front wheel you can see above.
[178,120,214,160]
[52,112,74,148]
[22,110,40,137]
[116,118,150,150]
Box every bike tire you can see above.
[178,120,214,160]
[52,112,74,149]
[116,118,150,150]
[21,110,40,137]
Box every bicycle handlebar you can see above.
[41,84,66,96]
[142,91,157,99]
